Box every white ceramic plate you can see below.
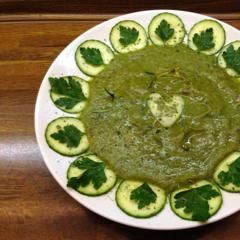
[35,10,240,230]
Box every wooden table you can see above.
[1,2,240,239]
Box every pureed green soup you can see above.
[81,44,240,191]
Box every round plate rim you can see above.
[35,9,240,230]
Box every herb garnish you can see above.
[54,98,80,109]
[222,45,240,74]
[130,182,157,209]
[144,71,157,89]
[155,19,174,42]
[50,124,82,148]
[67,157,107,190]
[218,157,240,187]
[104,88,115,101]
[174,184,220,221]
[49,77,86,109]
[80,47,104,66]
[193,28,215,51]
[119,25,139,46]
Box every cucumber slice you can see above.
[67,154,117,196]
[75,40,114,76]
[50,76,89,114]
[147,93,184,127]
[116,180,166,218]
[214,152,240,192]
[218,41,240,77]
[110,20,148,53]
[170,180,222,221]
[45,117,89,156]
[188,19,225,55]
[148,12,185,46]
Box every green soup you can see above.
[81,44,240,191]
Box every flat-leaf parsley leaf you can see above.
[119,25,139,47]
[155,20,174,42]
[55,97,80,109]
[80,47,104,66]
[49,77,86,109]
[193,28,215,51]
[50,124,82,148]
[222,45,240,74]
[67,157,107,190]
[130,182,157,209]
[218,157,240,187]
[174,184,220,221]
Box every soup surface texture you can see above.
[81,44,240,191]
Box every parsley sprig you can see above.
[218,157,240,187]
[50,124,82,148]
[119,25,139,46]
[193,28,215,51]
[130,182,157,209]
[49,77,86,109]
[222,45,240,74]
[67,157,107,190]
[174,184,220,221]
[80,47,104,66]
[155,20,174,42]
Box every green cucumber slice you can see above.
[45,117,89,156]
[170,180,222,221]
[148,12,185,46]
[188,19,225,55]
[218,41,240,77]
[147,93,184,127]
[116,180,166,218]
[49,76,89,113]
[67,154,117,196]
[214,151,240,192]
[110,20,148,53]
[75,40,114,76]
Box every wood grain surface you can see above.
[0,0,240,14]
[0,11,240,240]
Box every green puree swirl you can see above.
[81,44,240,191]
